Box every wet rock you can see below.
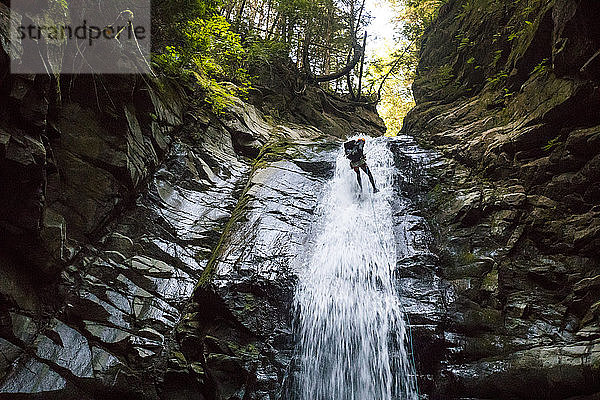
[221,96,273,158]
[0,338,22,379]
[574,275,600,294]
[449,191,482,226]
[0,358,67,394]
[0,4,391,396]
[501,192,526,207]
[35,319,93,378]
[401,0,600,397]
[206,353,248,399]
[439,340,600,399]
[0,66,391,399]
[10,312,38,343]
[175,138,337,399]
[40,209,67,265]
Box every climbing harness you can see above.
[350,156,367,170]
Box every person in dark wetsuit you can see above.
[344,138,378,193]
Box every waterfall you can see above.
[293,137,418,400]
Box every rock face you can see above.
[0,3,387,397]
[1,1,186,277]
[402,0,600,398]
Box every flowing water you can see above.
[294,137,419,400]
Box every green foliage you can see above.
[486,71,508,86]
[455,0,474,19]
[223,0,352,79]
[454,0,492,20]
[199,76,243,113]
[153,0,223,47]
[490,50,503,68]
[430,64,454,88]
[458,36,474,51]
[502,88,514,98]
[504,0,547,63]
[531,58,550,76]
[542,136,561,152]
[398,0,449,41]
[275,0,319,22]
[245,34,290,70]
[154,14,251,112]
[154,15,248,81]
[376,79,415,136]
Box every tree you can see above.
[220,0,371,94]
[152,0,251,112]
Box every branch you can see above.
[316,41,363,82]
[356,0,367,32]
[346,49,356,99]
[374,39,416,101]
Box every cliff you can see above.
[401,0,600,398]
[0,2,385,398]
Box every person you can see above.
[344,138,378,193]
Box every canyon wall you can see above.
[0,3,385,398]
[401,0,600,398]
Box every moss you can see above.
[427,182,457,213]
[252,140,293,167]
[481,268,499,292]
[196,193,250,287]
[461,251,477,265]
[240,343,259,356]
[226,341,260,358]
[429,64,455,89]
[196,138,293,287]
[243,293,256,311]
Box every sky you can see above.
[364,0,398,59]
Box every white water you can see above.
[294,137,418,400]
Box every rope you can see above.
[404,311,420,398]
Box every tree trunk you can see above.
[264,0,273,38]
[235,0,247,31]
[301,29,311,74]
[314,40,363,82]
[357,32,367,100]
[346,50,356,99]
[321,3,334,89]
